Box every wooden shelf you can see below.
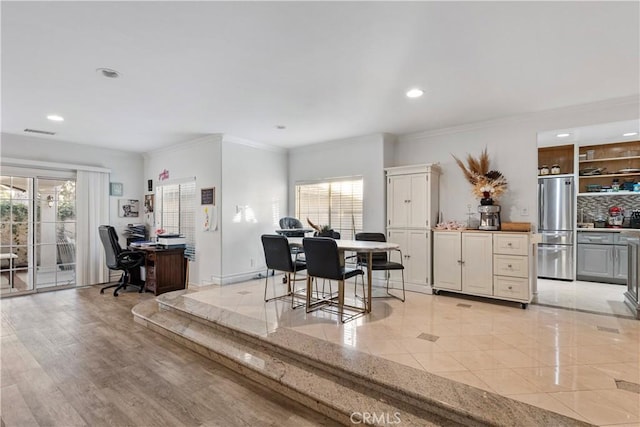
[579,156,640,163]
[579,172,640,179]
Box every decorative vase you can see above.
[480,191,493,206]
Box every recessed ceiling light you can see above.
[47,115,64,122]
[406,88,424,98]
[556,133,571,138]
[623,132,638,137]
[276,125,286,130]
[96,68,121,79]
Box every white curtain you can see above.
[76,170,110,285]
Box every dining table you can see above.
[286,237,400,313]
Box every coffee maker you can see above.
[478,205,501,231]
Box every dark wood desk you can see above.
[133,247,186,296]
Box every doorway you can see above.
[1,174,76,295]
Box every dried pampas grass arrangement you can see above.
[452,148,508,201]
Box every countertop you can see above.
[577,227,637,233]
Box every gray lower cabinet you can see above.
[577,243,614,280]
[576,231,627,284]
[614,245,628,282]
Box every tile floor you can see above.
[186,278,640,426]
[537,278,634,318]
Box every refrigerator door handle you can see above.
[539,182,544,228]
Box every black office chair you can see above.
[261,234,307,308]
[355,232,405,302]
[302,237,364,322]
[98,225,146,297]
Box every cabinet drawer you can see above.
[493,255,528,278]
[493,234,528,255]
[577,232,614,244]
[614,233,639,245]
[494,276,529,300]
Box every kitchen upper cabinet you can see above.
[433,230,534,308]
[386,164,440,230]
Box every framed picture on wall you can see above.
[110,182,123,197]
[144,194,154,213]
[118,199,139,217]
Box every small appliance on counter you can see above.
[478,205,501,230]
[631,210,640,229]
[608,206,624,228]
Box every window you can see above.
[155,180,196,261]
[295,178,363,240]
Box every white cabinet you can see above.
[432,232,492,295]
[433,232,462,291]
[462,233,493,295]
[388,229,430,287]
[385,164,441,293]
[433,230,534,308]
[386,164,440,230]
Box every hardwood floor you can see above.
[0,286,339,427]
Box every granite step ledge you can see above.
[133,299,449,426]
[133,290,593,427]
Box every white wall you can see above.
[0,133,144,238]
[220,136,288,284]
[395,97,640,226]
[143,135,223,285]
[288,133,387,233]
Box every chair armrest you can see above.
[117,250,146,269]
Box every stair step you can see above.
[133,291,592,427]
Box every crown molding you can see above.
[222,134,286,153]
[290,133,384,154]
[399,95,640,142]
[143,134,223,159]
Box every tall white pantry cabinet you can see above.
[385,164,441,293]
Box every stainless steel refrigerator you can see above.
[538,175,574,280]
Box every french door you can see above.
[0,173,76,295]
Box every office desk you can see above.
[287,238,400,313]
[133,246,186,296]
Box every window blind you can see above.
[295,178,363,240]
[155,181,196,261]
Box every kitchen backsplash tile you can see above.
[577,194,640,221]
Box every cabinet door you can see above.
[577,244,613,279]
[461,233,493,295]
[408,174,428,228]
[433,232,462,291]
[387,176,411,228]
[406,230,429,286]
[614,245,628,282]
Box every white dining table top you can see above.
[287,237,399,252]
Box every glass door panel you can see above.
[35,178,76,290]
[0,176,34,294]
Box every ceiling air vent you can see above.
[24,128,56,135]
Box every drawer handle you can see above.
[508,286,513,290]
[507,242,513,247]
[508,264,513,268]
